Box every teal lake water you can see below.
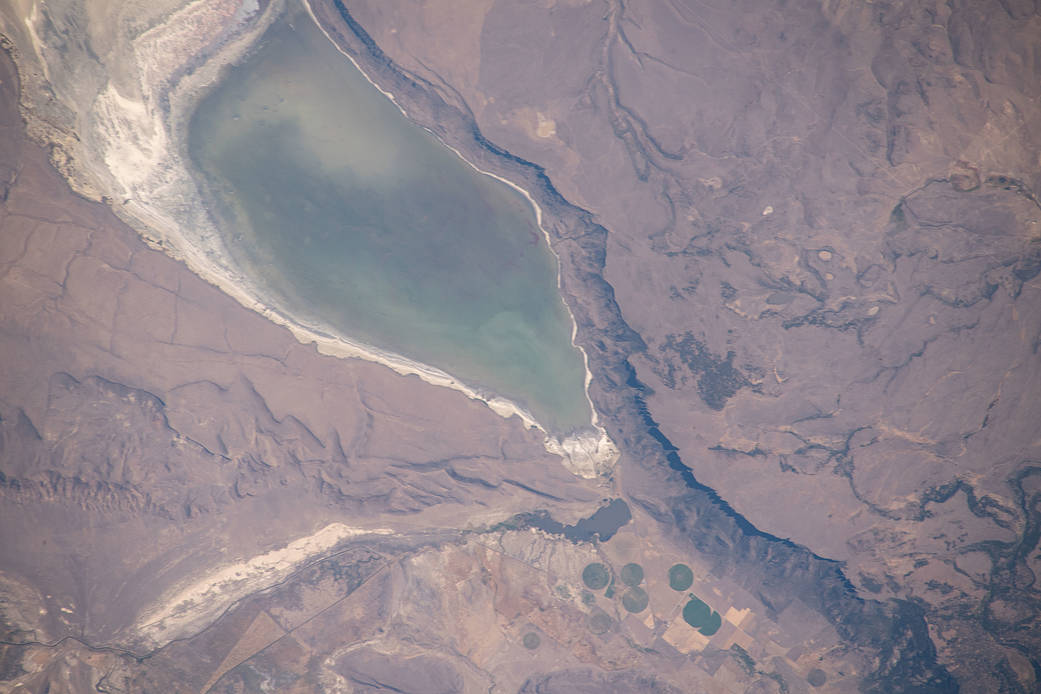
[188,11,591,431]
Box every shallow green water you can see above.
[188,11,591,431]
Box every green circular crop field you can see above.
[668,563,694,591]
[620,562,644,586]
[807,669,827,687]
[621,587,649,613]
[582,563,610,590]
[698,610,722,636]
[587,609,613,635]
[522,632,541,650]
[682,597,711,628]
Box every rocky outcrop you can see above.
[0,45,603,662]
[312,0,1041,690]
[2,0,1040,691]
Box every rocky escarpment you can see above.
[306,1,965,690]
[3,0,1039,690]
[327,0,1041,689]
[0,46,604,660]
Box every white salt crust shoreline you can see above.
[133,523,394,647]
[299,0,619,477]
[14,0,620,478]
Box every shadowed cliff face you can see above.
[2,0,1040,691]
[316,0,1040,690]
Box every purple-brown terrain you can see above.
[1,0,1040,692]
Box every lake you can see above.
[188,8,591,432]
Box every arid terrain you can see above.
[2,0,1040,692]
